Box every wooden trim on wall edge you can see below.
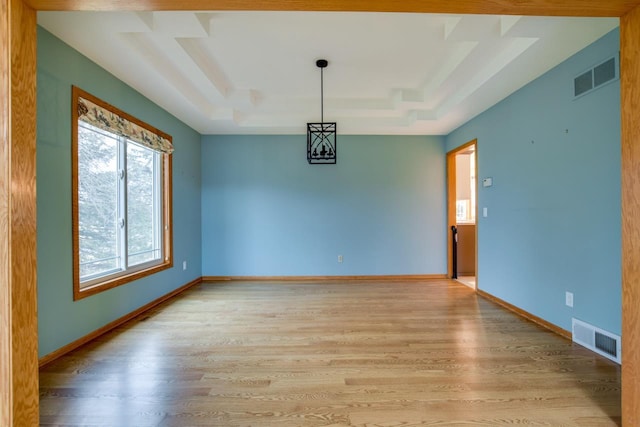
[38,277,202,368]
[476,289,572,340]
[24,0,640,16]
[202,274,448,282]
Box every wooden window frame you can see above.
[71,86,173,300]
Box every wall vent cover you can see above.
[574,70,593,97]
[574,55,619,98]
[572,318,621,364]
[594,57,616,87]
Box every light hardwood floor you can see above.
[39,280,621,426]
[455,276,476,289]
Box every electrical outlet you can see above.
[338,255,343,263]
[183,261,187,271]
[565,291,573,308]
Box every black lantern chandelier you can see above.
[307,59,337,164]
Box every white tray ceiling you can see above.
[38,11,618,135]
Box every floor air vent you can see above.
[572,318,621,364]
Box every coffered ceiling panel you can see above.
[38,11,618,135]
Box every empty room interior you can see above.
[31,8,626,426]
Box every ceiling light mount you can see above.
[307,58,337,165]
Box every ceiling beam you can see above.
[24,0,640,17]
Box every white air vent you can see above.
[574,55,619,99]
[572,318,621,364]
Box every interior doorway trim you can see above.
[4,2,640,425]
[446,139,478,286]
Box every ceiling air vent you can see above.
[574,54,619,99]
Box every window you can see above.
[72,86,173,300]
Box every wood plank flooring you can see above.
[39,280,621,426]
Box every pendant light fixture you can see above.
[307,59,337,164]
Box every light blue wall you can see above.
[446,29,621,335]
[36,24,620,357]
[36,27,202,357]
[201,135,446,276]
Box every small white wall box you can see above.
[482,177,493,187]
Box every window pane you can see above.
[78,122,120,281]
[127,141,161,267]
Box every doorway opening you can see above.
[447,139,477,289]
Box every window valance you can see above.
[77,96,174,154]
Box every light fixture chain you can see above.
[321,66,324,123]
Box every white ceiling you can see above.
[37,11,618,135]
